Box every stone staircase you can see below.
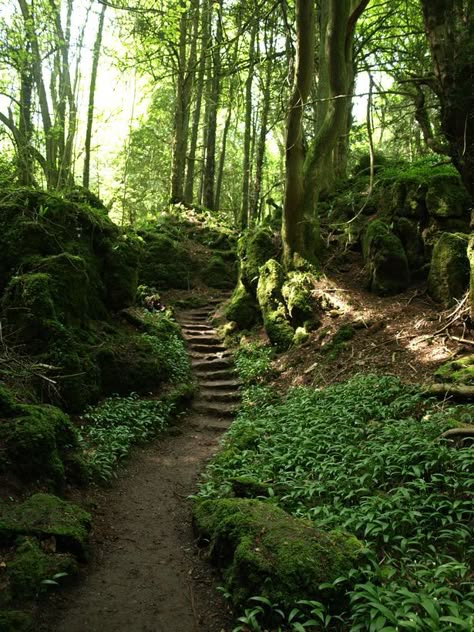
[177,297,240,431]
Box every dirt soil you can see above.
[270,251,473,391]
[39,419,232,632]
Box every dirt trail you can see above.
[41,299,238,632]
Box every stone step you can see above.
[189,415,232,432]
[199,389,240,402]
[194,368,236,380]
[198,379,241,390]
[191,357,232,371]
[181,324,215,333]
[189,351,232,363]
[192,401,238,417]
[185,335,222,345]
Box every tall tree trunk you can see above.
[419,0,474,198]
[17,60,34,185]
[83,4,106,190]
[215,104,232,211]
[251,24,275,226]
[184,0,207,203]
[282,0,315,266]
[202,0,223,210]
[18,0,58,189]
[240,22,257,229]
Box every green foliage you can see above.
[79,393,177,481]
[435,355,474,385]
[234,343,275,385]
[197,374,474,630]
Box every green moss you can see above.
[0,383,20,418]
[0,404,77,487]
[7,537,78,600]
[363,220,410,295]
[139,231,193,289]
[0,494,91,559]
[394,217,425,272]
[282,271,320,329]
[0,610,33,632]
[425,174,469,218]
[225,282,259,330]
[434,355,474,385]
[239,228,280,296]
[202,255,237,289]
[428,232,469,307]
[103,233,141,310]
[257,260,294,351]
[193,498,363,608]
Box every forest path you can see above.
[42,298,237,632]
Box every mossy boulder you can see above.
[428,232,469,307]
[435,355,474,385]
[257,259,294,351]
[103,233,142,310]
[193,498,363,609]
[0,403,77,487]
[394,217,426,272]
[282,271,320,329]
[321,325,355,361]
[239,228,280,296]
[363,220,410,295]
[202,255,237,289]
[139,231,193,289]
[225,282,260,330]
[425,174,469,218]
[0,494,91,559]
[6,537,78,600]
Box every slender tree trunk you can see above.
[215,105,232,210]
[202,0,223,210]
[184,0,207,203]
[240,22,257,229]
[83,4,106,190]
[251,25,275,226]
[17,60,34,185]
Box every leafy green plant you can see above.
[234,343,275,385]
[79,393,175,481]
[198,374,474,630]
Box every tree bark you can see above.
[83,4,106,190]
[420,0,474,198]
[240,22,257,229]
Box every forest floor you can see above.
[39,254,470,632]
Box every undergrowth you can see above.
[79,393,176,482]
[199,348,474,631]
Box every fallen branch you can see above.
[423,383,474,400]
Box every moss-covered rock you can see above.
[434,355,474,385]
[321,324,355,361]
[193,498,363,609]
[202,255,237,289]
[428,232,469,307]
[0,403,77,487]
[257,260,294,351]
[103,233,142,310]
[363,220,410,295]
[0,494,91,559]
[394,217,425,272]
[425,174,469,218]
[281,271,320,329]
[225,283,260,330]
[139,231,193,289]
[6,537,78,600]
[239,228,280,296]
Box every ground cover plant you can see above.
[197,346,474,631]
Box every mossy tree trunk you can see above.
[282,0,368,268]
[282,0,315,267]
[420,0,474,199]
